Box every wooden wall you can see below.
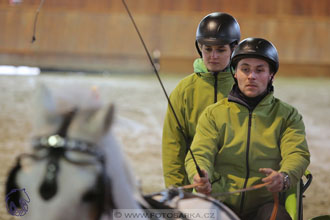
[0,0,329,76]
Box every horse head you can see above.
[5,84,141,220]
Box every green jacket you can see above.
[162,58,234,188]
[185,91,310,217]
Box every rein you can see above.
[181,182,278,220]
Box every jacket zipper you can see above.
[213,72,219,103]
[239,110,253,214]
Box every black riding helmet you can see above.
[230,37,279,74]
[195,12,241,57]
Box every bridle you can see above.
[6,109,115,220]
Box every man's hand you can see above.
[259,168,285,192]
[193,170,211,195]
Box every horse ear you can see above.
[33,83,63,136]
[35,83,56,115]
[103,104,115,133]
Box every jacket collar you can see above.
[193,58,233,80]
[228,84,274,111]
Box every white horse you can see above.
[5,84,144,220]
[5,84,240,220]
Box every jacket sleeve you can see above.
[279,107,310,186]
[185,106,220,184]
[162,87,189,188]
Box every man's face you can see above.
[235,58,273,98]
[201,44,232,72]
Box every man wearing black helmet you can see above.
[185,38,310,219]
[162,12,241,189]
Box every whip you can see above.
[121,0,204,178]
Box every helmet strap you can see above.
[195,41,202,58]
[230,67,238,84]
[267,74,275,92]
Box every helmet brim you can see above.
[231,54,278,74]
[197,38,233,46]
